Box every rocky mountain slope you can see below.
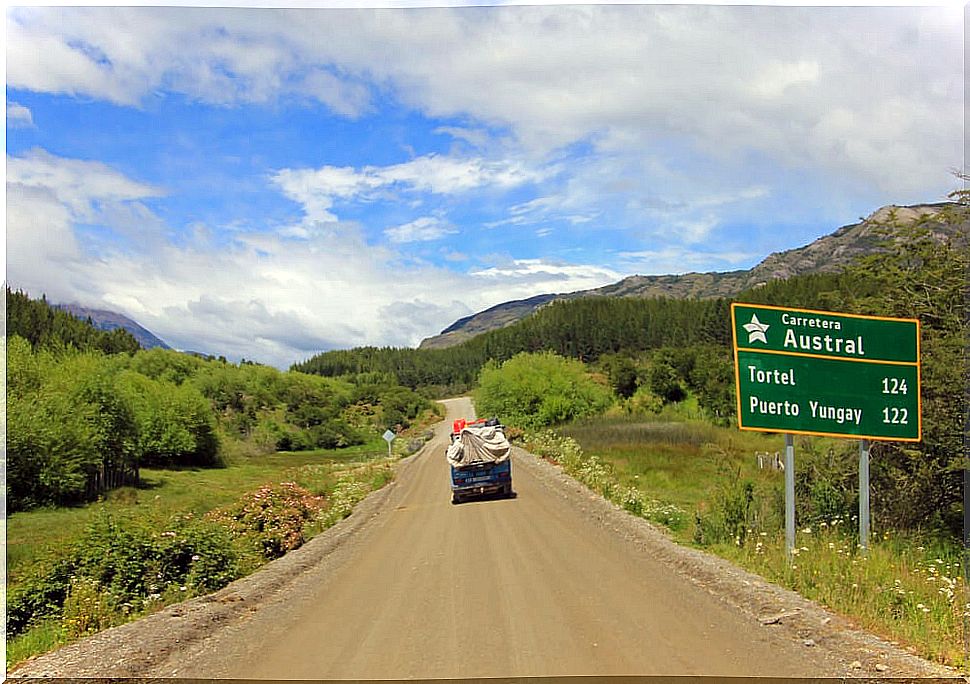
[419,202,963,349]
[55,304,171,350]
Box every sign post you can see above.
[785,433,795,558]
[860,439,871,552]
[731,303,921,559]
[382,429,396,458]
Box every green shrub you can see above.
[320,477,368,527]
[476,352,612,429]
[7,511,240,637]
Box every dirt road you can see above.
[12,397,955,679]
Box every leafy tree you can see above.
[598,353,639,398]
[647,350,687,404]
[117,371,220,467]
[475,352,613,429]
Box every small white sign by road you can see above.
[383,429,396,457]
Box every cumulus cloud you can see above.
[6,5,960,199]
[6,149,618,366]
[470,258,621,291]
[7,148,164,220]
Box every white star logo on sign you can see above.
[743,314,770,344]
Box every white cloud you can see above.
[7,148,165,221]
[385,216,457,243]
[749,59,819,99]
[433,126,491,149]
[471,258,620,288]
[7,6,960,199]
[6,149,618,366]
[671,216,719,244]
[7,102,35,128]
[273,153,548,223]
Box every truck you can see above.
[446,417,513,504]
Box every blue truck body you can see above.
[450,459,512,503]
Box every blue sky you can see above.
[5,3,964,367]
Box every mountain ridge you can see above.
[418,202,963,349]
[54,303,171,350]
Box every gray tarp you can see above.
[446,425,511,467]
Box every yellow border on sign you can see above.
[730,302,923,443]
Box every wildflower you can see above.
[917,603,925,609]
[180,586,187,591]
[803,527,812,534]
[191,555,201,562]
[828,542,836,549]
[800,546,809,552]
[820,521,828,528]
[923,607,931,613]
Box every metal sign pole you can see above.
[859,439,870,554]
[785,433,795,559]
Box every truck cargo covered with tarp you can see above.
[446,424,511,467]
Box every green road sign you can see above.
[731,303,921,441]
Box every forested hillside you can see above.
[294,270,875,395]
[7,288,141,354]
